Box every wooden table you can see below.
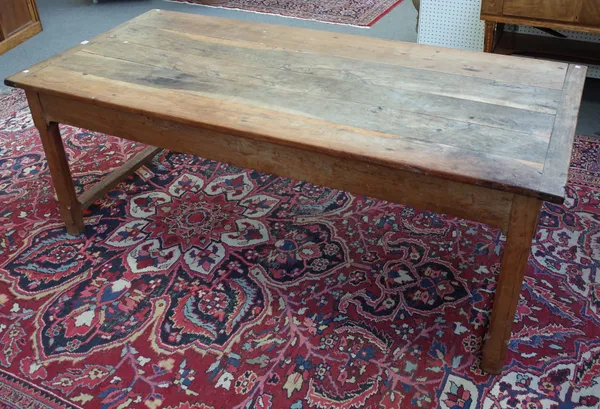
[4,10,586,374]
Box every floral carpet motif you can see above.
[1,88,600,408]
[164,0,405,27]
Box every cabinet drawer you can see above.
[503,0,578,22]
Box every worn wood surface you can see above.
[25,91,83,235]
[38,92,515,232]
[542,65,587,198]
[482,195,542,374]
[130,12,568,89]
[5,10,585,203]
[111,24,562,113]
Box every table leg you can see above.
[484,21,496,53]
[26,91,84,235]
[481,194,542,374]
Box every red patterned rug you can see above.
[1,87,600,409]
[163,0,405,27]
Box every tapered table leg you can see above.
[484,21,496,53]
[26,91,84,235]
[482,194,542,374]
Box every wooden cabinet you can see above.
[502,0,578,22]
[0,0,42,55]
[481,0,600,54]
[481,0,600,34]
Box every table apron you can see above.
[40,92,514,232]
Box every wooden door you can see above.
[0,0,42,55]
[502,0,579,22]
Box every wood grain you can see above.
[484,21,496,52]
[0,20,41,55]
[578,0,600,26]
[503,0,579,21]
[5,11,585,205]
[24,0,40,24]
[482,194,542,374]
[481,13,600,35]
[38,92,515,231]
[78,146,161,210]
[15,66,561,201]
[25,91,84,235]
[481,0,503,15]
[0,0,42,55]
[141,11,568,90]
[108,24,562,114]
[541,65,588,200]
[54,50,554,160]
[2,9,153,74]
[0,0,36,38]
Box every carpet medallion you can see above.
[163,0,405,27]
[1,88,600,408]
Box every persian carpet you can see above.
[163,0,405,27]
[1,87,600,409]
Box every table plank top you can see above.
[5,10,587,203]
